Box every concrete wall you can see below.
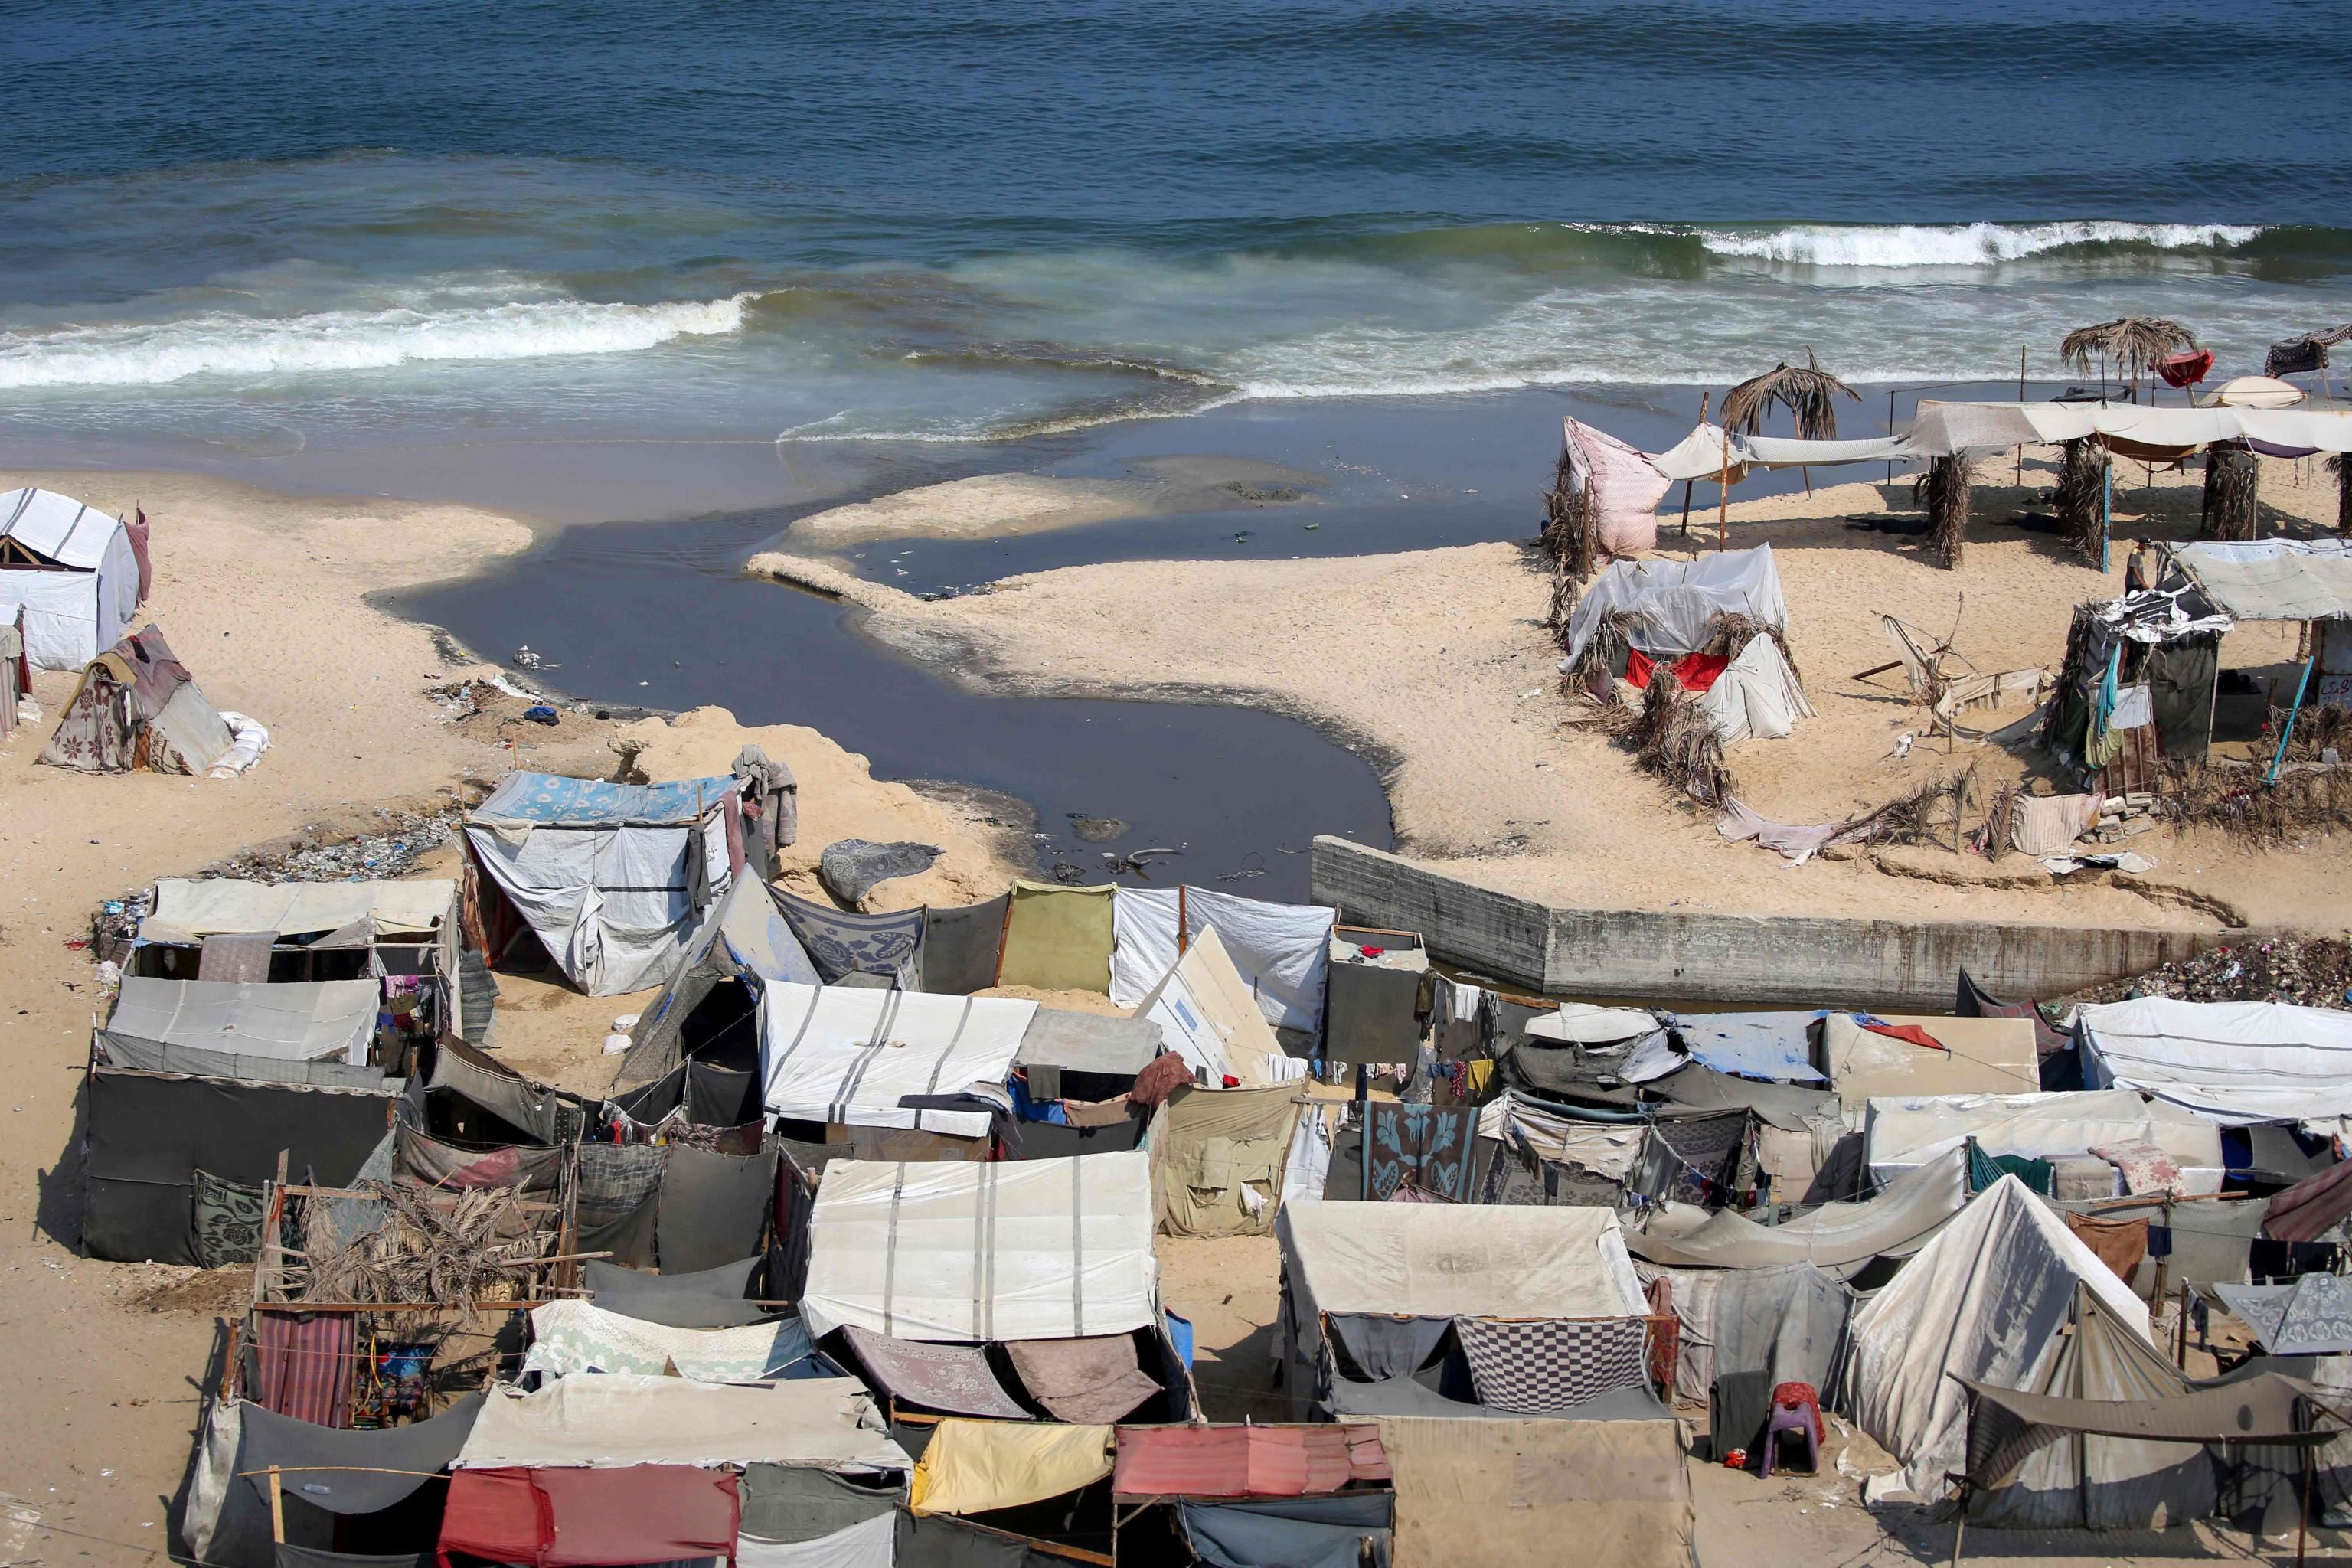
[1310,836,2228,1011]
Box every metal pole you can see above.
[2267,653,2318,785]
[2100,461,2113,574]
[1717,420,1730,552]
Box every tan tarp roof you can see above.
[144,877,456,940]
[1818,1013,2040,1109]
[1279,1197,1645,1323]
[1372,1416,1694,1568]
[454,1374,910,1471]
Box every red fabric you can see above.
[2265,1158,2352,1244]
[1860,1021,1946,1054]
[124,507,153,605]
[1128,1053,1196,1109]
[2156,349,2215,389]
[439,1466,739,1568]
[1624,648,1732,694]
[1111,1423,1390,1498]
[1772,1381,1825,1443]
[254,1309,354,1429]
[721,793,747,878]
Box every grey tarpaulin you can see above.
[1179,1493,1393,1568]
[83,1068,397,1265]
[923,895,1010,998]
[1323,961,1426,1067]
[691,1060,762,1127]
[577,1141,665,1269]
[93,1032,389,1087]
[1640,1263,1851,1407]
[393,1123,564,1192]
[776,887,926,987]
[740,1465,905,1544]
[1328,1315,1453,1382]
[192,1395,481,1568]
[658,1141,779,1274]
[1625,1145,1968,1275]
[1014,1009,1163,1080]
[273,1548,434,1568]
[583,1256,769,1329]
[897,1510,1076,1568]
[427,1038,566,1143]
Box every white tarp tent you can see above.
[464,771,738,996]
[760,982,1034,1139]
[2078,996,2352,1129]
[1848,1175,2151,1501]
[1558,545,1788,669]
[454,1374,910,1472]
[103,975,381,1066]
[1697,632,1814,743]
[2171,539,2352,623]
[1279,1199,1646,1323]
[798,1152,1158,1343]
[1107,885,1335,1034]
[143,877,457,941]
[0,488,142,669]
[1131,924,1287,1086]
[1863,1089,2224,1193]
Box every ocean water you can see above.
[3,0,2349,472]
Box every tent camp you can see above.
[1131,923,1290,1085]
[1559,545,1789,671]
[464,771,742,995]
[37,624,256,776]
[1109,885,1337,1034]
[1848,1175,2151,1501]
[615,875,825,1089]
[2078,996,2352,1129]
[799,1152,1160,1344]
[760,982,1035,1142]
[0,488,144,669]
[1864,1089,2226,1194]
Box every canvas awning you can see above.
[798,1152,1158,1343]
[453,1375,910,1472]
[1965,1371,2323,1452]
[906,1421,1114,1517]
[104,975,381,1065]
[1279,1199,1645,1323]
[143,877,456,940]
[2078,997,2352,1126]
[762,983,1034,1138]
[1863,1089,2225,1191]
[1112,1423,1390,1499]
[1625,1145,1968,1274]
[2170,540,2352,623]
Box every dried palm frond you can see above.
[1695,610,1802,684]
[2055,439,2111,562]
[1628,671,1735,804]
[1981,780,2019,861]
[1541,443,1594,626]
[1915,454,1975,570]
[1721,348,1860,439]
[2329,453,2350,536]
[2161,756,2352,844]
[298,1181,553,1317]
[2200,443,2259,541]
[1565,606,1646,688]
[2059,318,2199,393]
[2272,703,2352,764]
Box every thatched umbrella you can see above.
[2059,317,2199,401]
[1722,349,1860,497]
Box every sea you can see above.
[5,1,2347,894]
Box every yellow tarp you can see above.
[995,880,1116,994]
[1149,1083,1302,1239]
[907,1419,1114,1517]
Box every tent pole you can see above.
[1946,1493,1967,1568]
[1681,393,1708,537]
[1355,1064,1371,1200]
[2099,462,2112,575]
[1717,422,1730,554]
[2016,348,2026,489]
[2266,652,2317,785]
[2299,1444,2312,1568]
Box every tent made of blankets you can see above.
[1278,1200,1654,1421]
[1108,884,1336,1034]
[1626,1145,1971,1279]
[1111,1423,1395,1568]
[184,1392,484,1568]
[38,623,254,776]
[761,982,1035,1144]
[1816,1012,2040,1109]
[799,1152,1160,1344]
[1849,1174,2152,1501]
[1373,1410,1694,1568]
[0,487,144,668]
[442,1375,912,1567]
[2077,997,2352,1129]
[1864,1089,2226,1196]
[1958,1288,2338,1530]
[463,771,743,996]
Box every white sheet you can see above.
[1559,544,1788,668]
[2079,998,2352,1124]
[145,877,455,939]
[1862,1089,2223,1193]
[797,1152,1158,1343]
[1132,925,1286,1085]
[466,815,727,996]
[454,1375,910,1472]
[739,1513,897,1568]
[1107,886,1334,1034]
[1697,633,1814,744]
[1279,1199,1646,1323]
[761,983,1034,1138]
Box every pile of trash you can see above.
[209,805,464,885]
[2074,936,2352,1010]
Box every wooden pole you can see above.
[1946,1496,1968,1568]
[1679,393,1708,537]
[2015,348,2027,488]
[269,1467,286,1546]
[1717,420,1730,553]
[2299,1444,2312,1568]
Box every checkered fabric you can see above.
[1452,1315,1648,1413]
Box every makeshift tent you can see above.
[1475,1091,1648,1207]
[520,1299,812,1382]
[1132,924,1289,1085]
[463,771,740,996]
[0,488,142,669]
[438,1465,740,1567]
[38,624,247,776]
[1372,1413,1693,1568]
[1322,933,1429,1067]
[761,982,1034,1141]
[1668,1013,1827,1085]
[1961,1289,2328,1528]
[1816,1013,2039,1109]
[1148,1083,1304,1238]
[1557,545,1788,670]
[454,1374,910,1472]
[1560,415,1675,561]
[83,1067,398,1263]
[615,875,821,1086]
[1109,886,1337,1034]
[1848,1175,2151,1500]
[1626,1146,1969,1276]
[134,877,466,1023]
[799,1152,1158,1343]
[1638,1262,1852,1409]
[1013,1008,1163,1098]
[101,975,384,1071]
[2168,539,2352,625]
[843,1327,1034,1419]
[184,1394,484,1568]
[1864,1090,2225,1194]
[907,1420,1115,1517]
[1697,632,1814,744]
[995,880,1115,994]
[2078,997,2352,1128]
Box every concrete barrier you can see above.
[1310,836,2228,1010]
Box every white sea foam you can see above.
[0,291,756,389]
[1697,220,2265,268]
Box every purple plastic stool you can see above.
[1758,1398,1819,1477]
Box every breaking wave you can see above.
[0,290,757,389]
[1694,220,2266,268]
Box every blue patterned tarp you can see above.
[472,770,737,825]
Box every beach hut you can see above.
[0,487,145,669]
